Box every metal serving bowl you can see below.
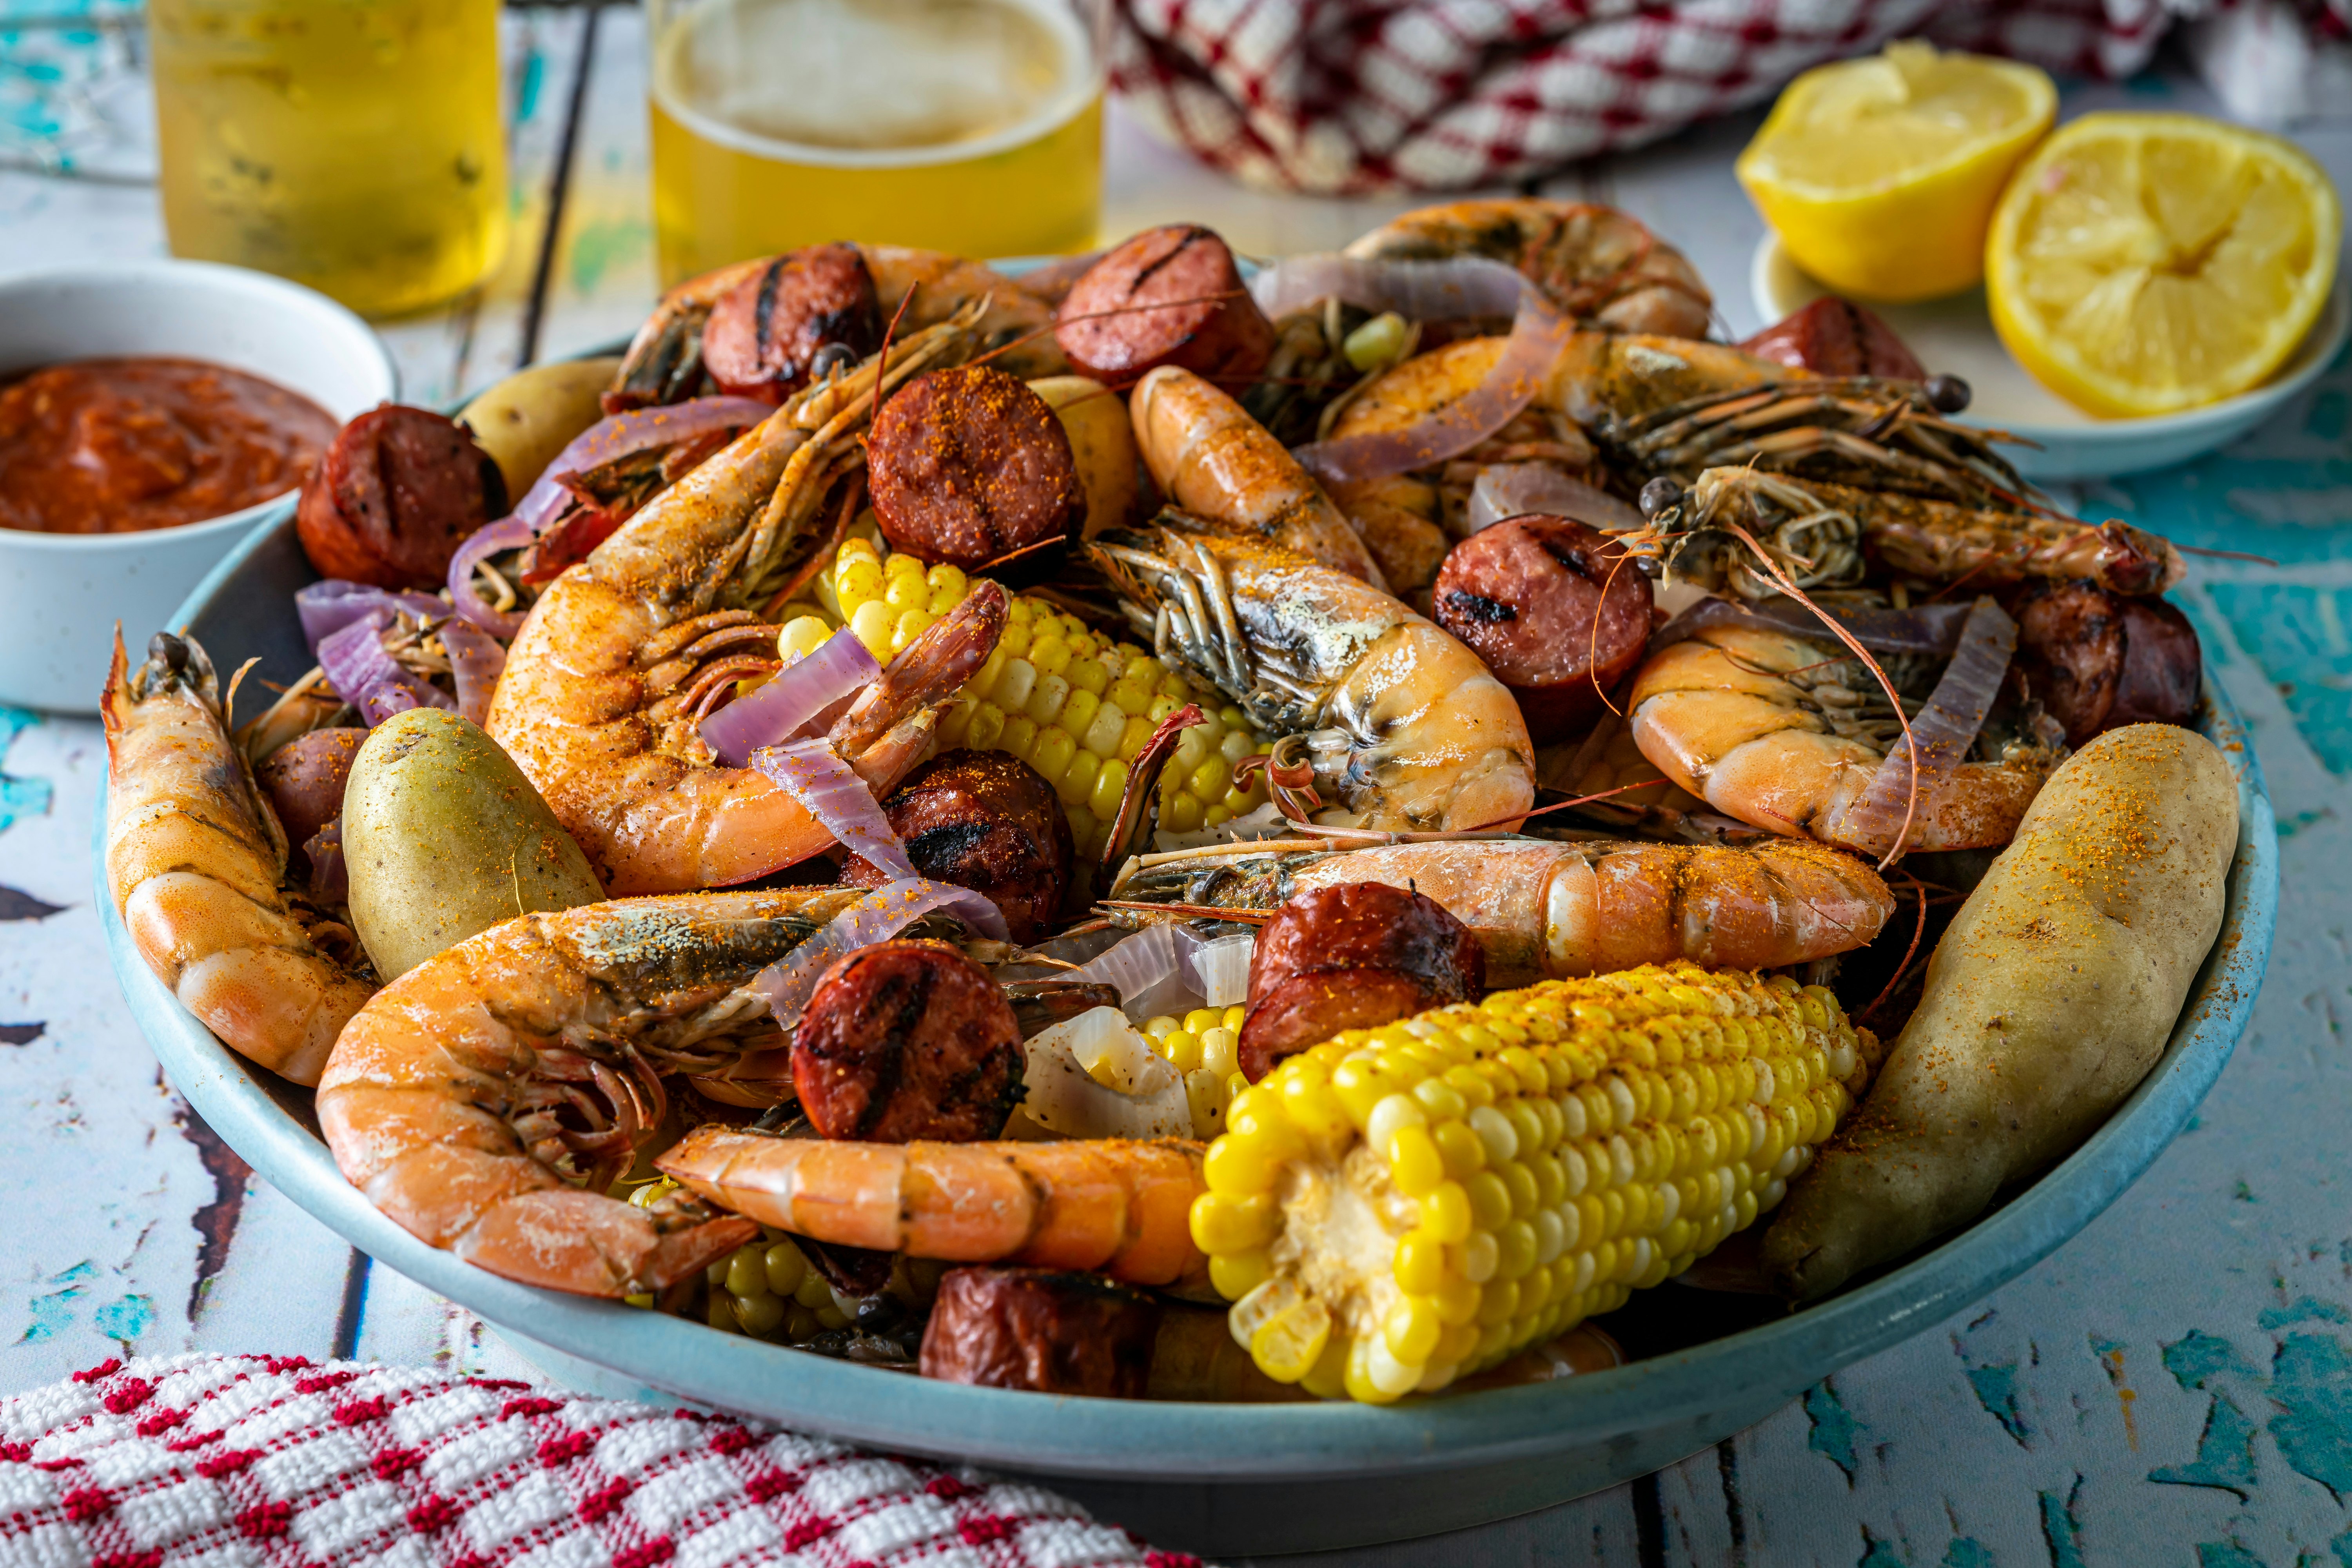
[98,504,2277,1557]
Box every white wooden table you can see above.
[7,11,2352,1563]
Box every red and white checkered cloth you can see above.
[0,1354,1199,1568]
[1109,0,2227,194]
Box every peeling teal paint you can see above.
[0,707,52,835]
[17,1259,97,1344]
[1940,1539,1996,1568]
[1858,1534,1908,1568]
[2330,1523,2352,1567]
[2150,1393,2258,1498]
[92,1292,152,1344]
[2166,1330,2261,1390]
[2262,1298,2352,1330]
[2268,1333,2352,1497]
[1804,1380,1861,1481]
[2037,1478,2086,1568]
[1965,1363,2027,1445]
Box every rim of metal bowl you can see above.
[98,495,2276,1485]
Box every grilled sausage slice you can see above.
[1054,225,1275,385]
[838,750,1074,944]
[919,1267,1161,1397]
[296,407,506,590]
[1431,515,1653,743]
[1240,882,1485,1080]
[791,940,1025,1142]
[866,365,1087,570]
[701,243,882,402]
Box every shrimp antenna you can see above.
[1589,546,1634,718]
[1855,879,1931,1026]
[1721,519,1920,869]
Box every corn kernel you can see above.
[1088,757,1129,822]
[1144,1015,1180,1040]
[884,548,926,579]
[777,617,832,663]
[1031,725,1076,783]
[1058,751,1098,809]
[884,572,927,617]
[925,561,966,602]
[1068,655,1110,696]
[849,600,893,658]
[1193,1192,1277,1252]
[1420,1182,1473,1243]
[999,715,1038,761]
[1159,1029,1203,1072]
[892,607,935,653]
[1189,758,1231,803]
[1148,694,1181,724]
[1060,686,1101,741]
[1210,1249,1270,1300]
[998,619,1032,660]
[1082,702,1128,762]
[1225,1005,1247,1032]
[1031,637,1073,679]
[736,1290,787,1336]
[835,554,882,609]
[763,1242,807,1299]
[1107,674,1155,715]
[792,1271,833,1310]
[1163,791,1205,835]
[1026,673,1071,727]
[965,702,1006,752]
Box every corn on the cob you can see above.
[1189,962,1874,1404]
[794,533,1272,864]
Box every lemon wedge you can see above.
[1986,111,2341,418]
[1737,41,2056,301]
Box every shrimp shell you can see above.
[103,631,374,1086]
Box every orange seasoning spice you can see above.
[0,357,339,534]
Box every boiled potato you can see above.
[1763,724,2237,1299]
[344,709,603,979]
[1029,374,1140,539]
[457,356,621,499]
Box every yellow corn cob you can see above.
[798,532,1272,864]
[1189,962,1874,1404]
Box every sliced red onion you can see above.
[446,396,774,636]
[1466,465,1645,534]
[1656,596,1976,659]
[1292,269,1576,486]
[297,581,446,651]
[442,618,508,726]
[749,737,918,884]
[318,611,456,728]
[700,626,880,767]
[1835,596,2017,860]
[747,877,1013,1024]
[303,820,347,904]
[1249,255,1527,321]
[445,514,542,639]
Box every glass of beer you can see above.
[148,0,510,318]
[646,0,1105,285]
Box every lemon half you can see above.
[1986,111,2341,418]
[1738,42,2056,302]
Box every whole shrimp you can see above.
[488,312,1007,894]
[655,1129,1206,1288]
[1343,200,1714,339]
[316,889,882,1296]
[103,630,376,1086]
[1088,523,1535,834]
[1628,618,2056,855]
[610,245,1063,409]
[1111,837,1894,987]
[1129,365,1389,588]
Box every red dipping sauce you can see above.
[0,356,339,535]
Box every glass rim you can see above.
[650,0,1105,172]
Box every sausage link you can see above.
[919,1266,1161,1397]
[1054,225,1275,384]
[866,365,1087,570]
[838,749,1074,944]
[296,407,507,590]
[701,244,882,403]
[2014,580,2201,746]
[1240,882,1484,1081]
[1738,297,1926,380]
[791,939,1025,1142]
[1431,515,1654,743]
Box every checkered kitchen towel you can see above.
[1109,0,2277,194]
[0,1355,1200,1568]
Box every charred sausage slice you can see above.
[866,365,1087,570]
[296,407,506,590]
[1432,515,1653,743]
[1054,225,1275,384]
[791,939,1025,1142]
[1240,882,1484,1081]
[839,749,1073,944]
[919,1266,1161,1397]
[701,243,882,403]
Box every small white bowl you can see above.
[0,260,396,713]
[1749,232,2350,483]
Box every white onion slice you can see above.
[1836,596,2017,859]
[1067,922,1204,1020]
[701,626,880,766]
[1181,931,1254,1009]
[1249,254,1526,321]
[745,876,1011,1025]
[1466,465,1644,534]
[1020,1007,1192,1140]
[749,737,916,882]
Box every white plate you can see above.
[1749,232,2350,483]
